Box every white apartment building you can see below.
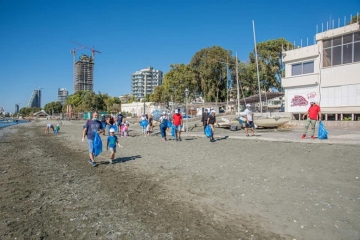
[282,22,360,121]
[131,66,163,99]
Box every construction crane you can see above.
[70,41,101,60]
[70,47,85,92]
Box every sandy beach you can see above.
[0,120,359,240]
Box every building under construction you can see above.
[74,54,94,92]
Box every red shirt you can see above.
[308,104,321,120]
[172,114,182,126]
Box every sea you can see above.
[0,119,28,129]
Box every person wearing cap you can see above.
[172,109,183,141]
[159,112,169,141]
[201,108,209,132]
[206,110,218,142]
[244,104,255,137]
[302,99,321,139]
[116,112,124,133]
[106,128,121,164]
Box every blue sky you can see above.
[0,0,359,113]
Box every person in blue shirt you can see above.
[107,128,121,164]
[82,111,104,167]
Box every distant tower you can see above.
[58,88,68,105]
[131,66,163,99]
[15,104,19,114]
[74,54,94,92]
[27,89,41,108]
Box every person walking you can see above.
[201,108,209,133]
[116,112,124,133]
[244,104,255,137]
[82,111,104,167]
[159,112,169,142]
[206,110,218,142]
[146,114,153,136]
[302,99,321,139]
[172,109,183,141]
[107,128,121,164]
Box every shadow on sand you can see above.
[100,155,142,165]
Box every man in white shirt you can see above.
[244,104,255,136]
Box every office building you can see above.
[74,54,94,92]
[282,21,360,121]
[58,88,68,105]
[27,89,41,108]
[131,66,163,99]
[15,104,19,114]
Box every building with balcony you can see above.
[131,66,163,99]
[281,22,360,121]
[58,88,68,105]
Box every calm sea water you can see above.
[0,120,28,129]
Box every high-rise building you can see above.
[27,90,41,108]
[74,54,94,92]
[15,104,19,114]
[131,66,163,99]
[58,88,68,105]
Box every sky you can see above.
[0,0,359,113]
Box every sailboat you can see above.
[250,20,290,128]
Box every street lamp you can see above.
[185,88,189,132]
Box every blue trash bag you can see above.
[110,124,117,132]
[140,120,148,128]
[171,126,176,137]
[205,125,212,138]
[167,120,172,128]
[102,122,106,130]
[318,121,328,140]
[93,132,103,157]
[53,130,57,134]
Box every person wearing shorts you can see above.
[244,104,255,136]
[45,123,54,134]
[206,110,218,142]
[107,128,121,164]
[172,109,183,142]
[82,111,104,167]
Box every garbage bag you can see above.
[140,120,148,128]
[205,125,212,138]
[93,132,103,157]
[171,126,176,137]
[318,121,328,140]
[167,120,172,128]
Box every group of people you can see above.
[100,113,130,137]
[81,100,322,167]
[158,109,183,142]
[45,123,60,134]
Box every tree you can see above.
[189,46,236,102]
[44,101,63,114]
[248,38,293,92]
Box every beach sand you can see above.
[0,120,359,239]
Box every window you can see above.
[291,61,314,76]
[323,32,360,67]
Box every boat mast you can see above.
[235,53,240,115]
[252,20,263,114]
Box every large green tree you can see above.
[189,46,236,102]
[248,38,293,92]
[44,101,63,114]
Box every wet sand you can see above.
[0,120,359,239]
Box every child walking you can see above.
[107,128,121,164]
